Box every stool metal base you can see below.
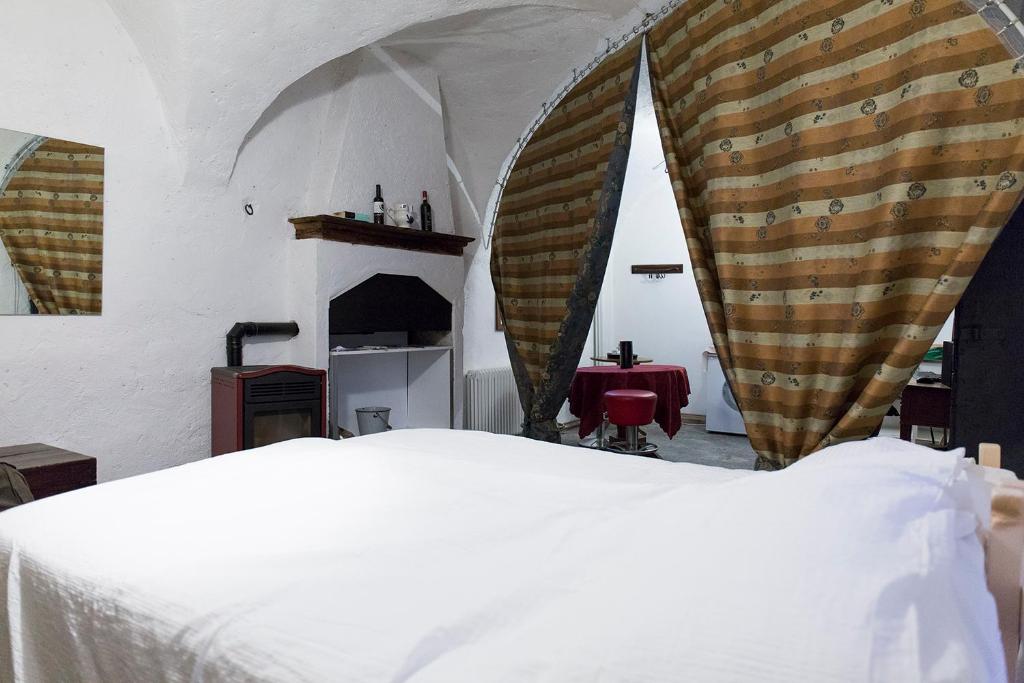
[605,442,661,458]
[581,418,660,458]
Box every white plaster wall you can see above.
[104,0,640,185]
[323,49,454,233]
[936,313,955,345]
[463,246,511,372]
[461,251,528,372]
[0,0,185,479]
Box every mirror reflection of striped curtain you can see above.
[491,38,643,441]
[646,0,1024,467]
[0,137,104,315]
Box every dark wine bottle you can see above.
[373,184,385,225]
[420,190,433,232]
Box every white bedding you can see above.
[0,430,1005,682]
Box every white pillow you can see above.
[452,437,1005,682]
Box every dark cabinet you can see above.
[951,210,1024,474]
[0,444,96,499]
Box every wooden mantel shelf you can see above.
[290,214,475,256]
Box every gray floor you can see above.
[566,422,757,470]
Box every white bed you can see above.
[0,430,1014,682]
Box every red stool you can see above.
[603,389,659,457]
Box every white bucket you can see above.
[356,407,392,435]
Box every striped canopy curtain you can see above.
[491,38,644,442]
[646,0,1024,467]
[0,137,104,315]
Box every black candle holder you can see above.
[619,340,634,369]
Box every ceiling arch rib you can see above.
[102,0,645,187]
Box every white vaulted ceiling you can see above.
[102,0,647,205]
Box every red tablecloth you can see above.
[569,365,691,439]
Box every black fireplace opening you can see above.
[329,274,452,347]
[243,369,323,448]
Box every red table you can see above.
[569,365,691,439]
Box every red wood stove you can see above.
[211,365,326,456]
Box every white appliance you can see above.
[704,348,747,435]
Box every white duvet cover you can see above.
[0,430,1005,682]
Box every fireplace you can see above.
[328,274,454,437]
[211,365,326,455]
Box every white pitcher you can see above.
[386,202,415,228]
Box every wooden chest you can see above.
[0,443,97,499]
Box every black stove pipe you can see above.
[226,321,300,367]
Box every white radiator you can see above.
[464,367,524,435]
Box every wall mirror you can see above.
[0,128,103,315]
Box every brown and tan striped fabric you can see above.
[492,38,643,441]
[0,137,104,315]
[647,0,1024,466]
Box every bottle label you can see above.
[373,201,384,214]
